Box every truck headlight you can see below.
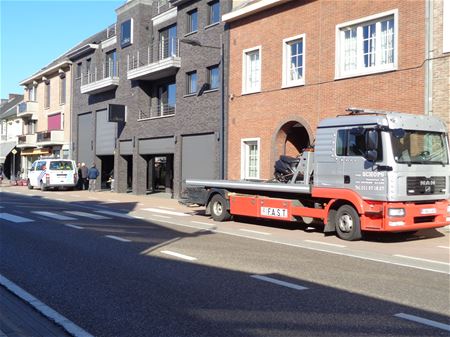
[388,208,405,217]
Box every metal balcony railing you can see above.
[107,24,116,38]
[155,0,172,14]
[81,60,119,86]
[128,39,179,71]
[139,103,175,120]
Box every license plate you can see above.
[57,174,67,177]
[261,207,288,219]
[421,208,436,215]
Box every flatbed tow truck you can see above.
[183,108,450,240]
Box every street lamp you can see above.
[179,37,225,180]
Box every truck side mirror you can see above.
[365,130,378,150]
[365,150,378,161]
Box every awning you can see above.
[21,148,52,156]
[0,141,16,164]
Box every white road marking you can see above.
[0,213,34,223]
[157,206,175,210]
[31,211,76,221]
[161,220,450,274]
[96,210,134,219]
[87,196,97,200]
[152,214,172,219]
[105,199,120,203]
[160,250,197,261]
[251,275,308,290]
[191,221,215,227]
[394,254,450,266]
[304,240,346,248]
[105,235,131,242]
[0,274,94,337]
[133,215,145,219]
[69,194,81,197]
[65,224,83,230]
[0,206,3,208]
[65,211,111,219]
[55,198,65,202]
[437,246,450,250]
[142,208,190,217]
[394,313,450,332]
[239,228,271,236]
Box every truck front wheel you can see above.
[210,194,231,222]
[335,205,362,241]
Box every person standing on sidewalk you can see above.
[87,163,99,192]
[80,163,88,190]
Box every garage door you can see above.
[182,133,217,180]
[77,112,93,165]
[139,137,175,155]
[96,109,117,156]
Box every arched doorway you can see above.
[274,120,312,161]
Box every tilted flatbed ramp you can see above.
[185,179,311,194]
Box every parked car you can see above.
[27,159,78,191]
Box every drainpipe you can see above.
[424,0,433,116]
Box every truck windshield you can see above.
[390,130,449,165]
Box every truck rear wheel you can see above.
[210,194,231,222]
[335,205,362,241]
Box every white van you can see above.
[28,159,78,191]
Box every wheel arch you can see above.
[205,188,229,215]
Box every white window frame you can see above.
[444,0,450,53]
[240,138,260,180]
[242,46,261,95]
[282,34,306,88]
[29,85,36,101]
[335,9,398,79]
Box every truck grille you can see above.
[407,176,446,195]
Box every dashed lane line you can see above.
[105,235,131,242]
[64,211,111,220]
[96,210,134,219]
[250,275,308,291]
[160,250,197,261]
[239,228,271,236]
[304,240,346,248]
[394,313,450,332]
[151,214,172,219]
[142,208,191,217]
[0,274,94,337]
[437,246,450,250]
[393,254,450,266]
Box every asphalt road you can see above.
[1,190,449,337]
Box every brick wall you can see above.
[227,0,426,180]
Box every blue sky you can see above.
[0,0,123,98]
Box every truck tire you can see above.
[27,180,33,189]
[335,204,362,241]
[210,194,231,222]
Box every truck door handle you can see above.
[344,175,350,184]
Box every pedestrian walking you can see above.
[80,163,88,190]
[87,163,99,192]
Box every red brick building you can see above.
[223,0,427,180]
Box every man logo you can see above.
[425,186,431,193]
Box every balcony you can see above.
[17,101,38,119]
[127,40,180,81]
[80,61,119,94]
[138,103,176,120]
[16,134,37,148]
[36,130,64,146]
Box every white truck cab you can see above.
[28,159,78,191]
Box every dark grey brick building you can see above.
[70,0,230,197]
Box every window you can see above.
[44,80,50,108]
[76,62,82,79]
[241,138,260,179]
[59,74,66,105]
[282,34,305,87]
[120,19,133,48]
[336,10,397,78]
[207,65,219,90]
[155,83,176,117]
[186,71,197,95]
[242,47,261,94]
[106,50,117,77]
[29,85,36,101]
[159,25,177,59]
[48,113,61,131]
[336,129,382,161]
[187,9,198,34]
[86,59,91,75]
[208,1,220,25]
